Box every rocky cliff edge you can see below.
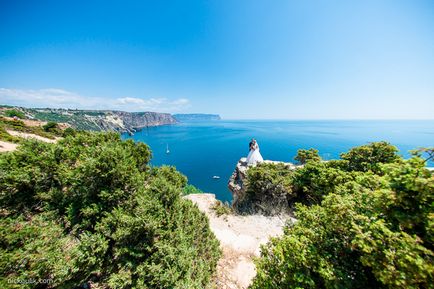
[228,158,300,214]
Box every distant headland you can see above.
[0,105,220,134]
[173,113,221,121]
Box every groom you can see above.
[249,138,255,151]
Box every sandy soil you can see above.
[0,130,61,153]
[184,194,294,289]
[6,130,59,143]
[0,141,18,152]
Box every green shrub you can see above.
[251,152,434,289]
[380,157,434,244]
[411,147,434,163]
[292,161,355,204]
[252,189,381,289]
[340,141,401,173]
[294,148,321,164]
[62,127,76,137]
[0,132,220,288]
[352,218,433,289]
[42,121,58,132]
[238,163,294,215]
[182,184,204,195]
[0,213,79,289]
[4,109,25,119]
[0,139,56,212]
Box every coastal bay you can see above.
[123,120,434,201]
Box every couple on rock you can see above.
[246,138,263,165]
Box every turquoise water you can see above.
[122,120,434,202]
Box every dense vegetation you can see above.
[32,111,103,131]
[249,142,433,289]
[4,109,26,119]
[0,132,220,288]
[0,105,108,131]
[0,117,62,143]
[42,121,60,133]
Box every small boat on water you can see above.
[212,176,220,179]
[166,144,170,154]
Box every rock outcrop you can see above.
[228,158,299,215]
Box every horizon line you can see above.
[221,118,434,121]
[1,104,433,121]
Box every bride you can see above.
[246,139,264,165]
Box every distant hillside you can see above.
[0,106,177,133]
[173,113,221,121]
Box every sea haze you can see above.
[122,120,434,202]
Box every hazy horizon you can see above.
[1,1,433,119]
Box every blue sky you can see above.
[0,0,433,119]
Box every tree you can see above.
[340,141,401,173]
[294,148,321,164]
[62,127,76,137]
[4,109,25,119]
[411,147,434,164]
[292,161,355,204]
[42,121,59,132]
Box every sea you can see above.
[122,120,434,202]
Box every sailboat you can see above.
[166,144,170,154]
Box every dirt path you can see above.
[1,130,61,153]
[184,194,294,289]
[0,141,18,152]
[6,130,59,143]
[1,116,70,129]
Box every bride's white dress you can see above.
[246,144,264,165]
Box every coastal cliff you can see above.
[0,106,177,133]
[228,158,298,215]
[96,111,177,132]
